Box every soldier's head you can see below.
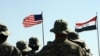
[16,40,32,53]
[50,19,72,38]
[28,37,39,51]
[67,32,79,40]
[47,41,52,45]
[0,24,9,42]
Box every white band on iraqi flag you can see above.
[75,16,97,32]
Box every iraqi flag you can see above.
[75,16,97,32]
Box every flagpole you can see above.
[41,11,45,46]
[96,12,100,56]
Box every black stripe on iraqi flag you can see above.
[75,25,96,32]
[75,16,97,32]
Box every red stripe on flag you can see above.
[76,16,97,27]
[84,16,97,24]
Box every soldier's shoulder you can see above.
[64,40,81,48]
[0,42,19,56]
[0,42,14,48]
[0,42,20,52]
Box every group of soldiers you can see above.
[16,37,39,56]
[0,23,39,56]
[0,19,92,56]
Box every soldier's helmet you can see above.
[16,40,32,53]
[29,37,38,44]
[50,19,71,34]
[0,23,9,36]
[67,32,79,40]
[29,37,39,51]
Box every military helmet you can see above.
[29,37,38,43]
[67,32,79,40]
[16,40,32,52]
[0,23,9,36]
[50,19,71,34]
[29,37,39,50]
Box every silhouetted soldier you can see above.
[16,40,32,56]
[67,32,92,56]
[37,19,84,56]
[0,23,22,56]
[28,37,39,56]
[67,32,86,48]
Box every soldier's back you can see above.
[28,51,36,56]
[37,39,83,56]
[0,42,21,56]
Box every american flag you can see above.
[23,14,43,27]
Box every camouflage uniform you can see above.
[37,39,83,56]
[28,51,36,56]
[0,42,21,56]
[0,23,22,56]
[67,32,92,56]
[37,19,83,56]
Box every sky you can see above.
[0,0,100,56]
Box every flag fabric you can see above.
[75,16,97,32]
[23,14,43,27]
